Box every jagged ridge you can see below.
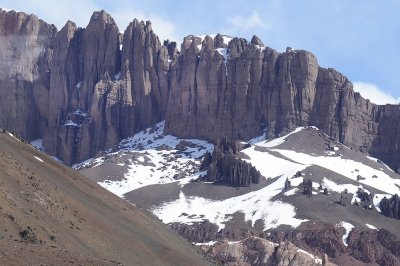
[0,8,399,172]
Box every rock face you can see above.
[380,194,400,219]
[170,220,257,243]
[201,237,324,266]
[267,222,346,259]
[0,9,171,165]
[0,9,56,140]
[200,136,261,187]
[164,34,400,172]
[1,9,400,169]
[43,11,170,165]
[347,227,400,265]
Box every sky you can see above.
[1,0,399,104]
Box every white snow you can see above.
[0,7,19,12]
[115,71,121,80]
[75,121,400,238]
[191,34,233,57]
[373,194,391,212]
[34,156,43,163]
[253,45,266,52]
[73,109,88,117]
[30,139,44,151]
[215,48,228,61]
[321,178,369,204]
[252,127,306,148]
[153,181,307,231]
[296,249,322,264]
[119,44,123,51]
[50,156,63,163]
[222,35,233,46]
[63,120,79,127]
[366,223,377,230]
[74,121,213,197]
[337,221,354,246]
[273,149,400,195]
[242,145,304,179]
[284,188,298,196]
[75,81,83,89]
[193,241,217,246]
[8,132,20,142]
[153,143,307,230]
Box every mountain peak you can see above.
[89,10,116,25]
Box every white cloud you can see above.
[353,82,400,105]
[227,11,268,32]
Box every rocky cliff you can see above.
[0,8,56,141]
[42,11,170,165]
[165,35,400,172]
[0,8,399,169]
[200,136,261,187]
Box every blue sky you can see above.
[2,0,400,104]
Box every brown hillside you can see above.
[0,131,210,265]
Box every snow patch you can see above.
[366,224,377,230]
[373,194,391,212]
[63,120,79,127]
[284,188,298,196]
[254,127,306,148]
[273,149,400,195]
[0,7,19,12]
[216,48,228,61]
[115,71,121,80]
[153,184,307,231]
[30,139,44,151]
[34,156,43,163]
[8,132,20,142]
[75,81,83,89]
[74,121,213,196]
[321,178,369,204]
[337,221,354,246]
[193,241,217,246]
[73,109,88,117]
[296,249,322,264]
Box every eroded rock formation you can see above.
[1,8,400,169]
[0,9,56,140]
[201,136,261,187]
[164,34,400,172]
[42,11,170,164]
[201,237,327,266]
[380,194,400,219]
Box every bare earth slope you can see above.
[0,131,210,265]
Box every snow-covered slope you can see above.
[74,121,213,196]
[76,122,400,238]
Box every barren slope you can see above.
[0,131,210,265]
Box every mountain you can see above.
[0,129,210,265]
[0,8,399,173]
[1,7,400,265]
[75,122,400,265]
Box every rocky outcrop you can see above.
[201,237,326,266]
[170,220,257,243]
[0,9,56,140]
[201,136,261,187]
[42,11,170,164]
[1,9,400,169]
[164,34,400,172]
[266,222,346,258]
[347,227,400,265]
[380,194,400,219]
